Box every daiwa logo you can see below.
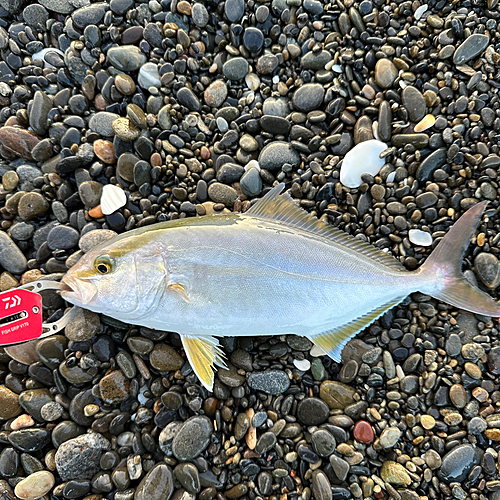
[2,295,21,309]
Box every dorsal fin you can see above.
[247,183,405,272]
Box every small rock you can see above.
[55,433,111,480]
[14,471,55,500]
[172,416,212,461]
[248,370,290,395]
[380,461,411,486]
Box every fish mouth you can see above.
[61,275,98,305]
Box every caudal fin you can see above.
[418,201,500,318]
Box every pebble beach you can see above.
[0,0,499,499]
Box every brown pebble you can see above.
[94,139,116,164]
[99,370,130,404]
[0,126,40,160]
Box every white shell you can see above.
[409,229,433,247]
[414,4,428,20]
[245,159,260,172]
[294,358,311,371]
[340,139,388,188]
[100,184,127,216]
[310,345,326,357]
[32,48,65,68]
[386,171,396,183]
[138,62,161,88]
[216,117,228,132]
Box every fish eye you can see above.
[94,255,114,275]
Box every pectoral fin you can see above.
[167,283,191,303]
[181,335,228,391]
[309,297,406,362]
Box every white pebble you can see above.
[272,75,280,84]
[294,358,311,371]
[414,4,428,20]
[32,48,65,68]
[245,73,260,91]
[100,184,127,216]
[372,120,380,141]
[409,229,433,247]
[245,159,260,172]
[386,171,396,183]
[14,471,55,500]
[332,64,343,73]
[310,345,326,357]
[138,62,161,88]
[340,139,387,188]
[216,116,228,132]
[324,60,335,71]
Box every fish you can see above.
[61,183,500,390]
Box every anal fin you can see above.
[181,335,228,391]
[309,297,406,362]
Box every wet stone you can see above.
[320,380,356,409]
[453,34,490,65]
[475,253,500,289]
[247,370,290,394]
[177,88,201,111]
[19,388,54,422]
[402,86,426,122]
[55,433,111,481]
[0,232,28,273]
[135,463,174,500]
[311,429,336,456]
[99,370,130,404]
[439,444,482,483]
[255,431,277,454]
[292,83,325,112]
[297,397,329,425]
[311,470,332,500]
[353,420,374,443]
[172,416,212,461]
[223,58,249,80]
[375,58,398,88]
[174,463,200,494]
[243,27,264,53]
[258,142,300,171]
[107,45,147,72]
[149,344,184,372]
[8,429,51,452]
[380,461,411,486]
[0,385,21,420]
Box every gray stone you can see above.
[55,433,111,480]
[39,0,73,13]
[89,112,119,137]
[47,225,80,250]
[223,57,249,80]
[29,91,53,136]
[240,167,262,197]
[402,86,426,122]
[135,464,174,500]
[258,142,301,171]
[248,370,290,395]
[293,83,325,111]
[0,232,28,273]
[107,45,147,72]
[438,444,482,483]
[172,416,212,461]
[72,2,107,29]
[453,34,490,65]
[79,229,117,253]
